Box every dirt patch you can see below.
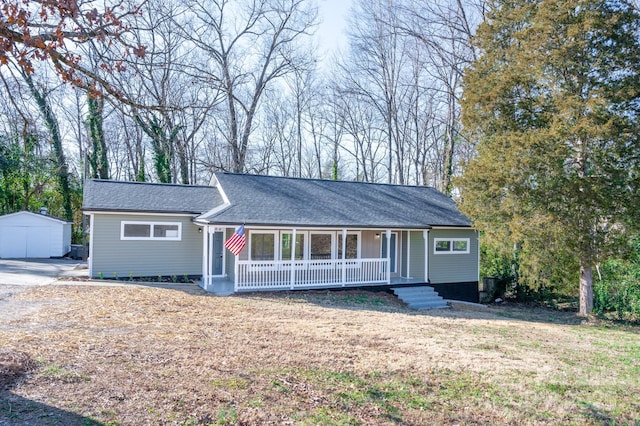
[0,285,638,425]
[0,350,36,390]
[0,286,43,323]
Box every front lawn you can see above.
[1,286,638,425]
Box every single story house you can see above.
[83,173,479,302]
[0,210,72,258]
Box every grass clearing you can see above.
[0,285,638,425]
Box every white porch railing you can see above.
[235,258,390,291]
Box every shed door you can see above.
[27,227,50,257]
[212,232,224,275]
[0,226,49,258]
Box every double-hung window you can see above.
[121,221,182,241]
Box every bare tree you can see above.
[340,0,411,184]
[182,0,318,173]
[117,0,223,184]
[400,0,483,192]
[330,0,483,189]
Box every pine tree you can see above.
[459,0,640,315]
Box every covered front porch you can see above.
[203,274,425,296]
[199,225,432,294]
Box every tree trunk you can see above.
[22,72,73,221]
[579,258,594,316]
[87,95,109,179]
[442,92,456,196]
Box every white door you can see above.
[27,227,50,257]
[0,226,49,258]
[1,227,27,258]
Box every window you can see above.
[310,233,333,260]
[434,238,470,254]
[453,240,468,252]
[250,232,277,261]
[435,240,450,252]
[337,233,360,259]
[121,221,182,241]
[281,233,305,260]
[154,224,180,238]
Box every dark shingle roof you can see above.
[82,179,223,214]
[199,173,471,228]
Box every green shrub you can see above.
[594,238,640,321]
[480,244,518,299]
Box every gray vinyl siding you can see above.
[361,231,379,258]
[428,229,478,284]
[90,214,202,278]
[409,231,425,280]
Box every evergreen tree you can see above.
[459,0,640,315]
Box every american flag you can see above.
[224,224,246,256]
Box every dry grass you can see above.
[0,284,638,425]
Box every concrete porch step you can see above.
[391,286,449,310]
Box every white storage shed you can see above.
[0,211,72,258]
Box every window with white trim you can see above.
[434,238,470,254]
[250,231,277,261]
[337,233,360,259]
[310,232,334,260]
[121,221,182,241]
[281,232,305,260]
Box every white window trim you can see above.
[248,230,279,262]
[120,221,182,241]
[337,231,362,262]
[280,231,307,263]
[309,231,335,260]
[434,237,470,254]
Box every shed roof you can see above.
[0,211,71,225]
[82,179,222,215]
[198,173,471,228]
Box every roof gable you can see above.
[83,179,223,215]
[199,173,471,228]
[0,211,70,225]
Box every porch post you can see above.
[341,228,347,286]
[201,225,209,289]
[385,230,391,283]
[233,230,239,293]
[423,230,430,282]
[290,228,296,290]
[406,231,411,278]
[208,228,214,282]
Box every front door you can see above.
[213,231,224,275]
[381,233,397,273]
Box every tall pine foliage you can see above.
[459,0,640,314]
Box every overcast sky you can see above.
[316,0,351,60]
